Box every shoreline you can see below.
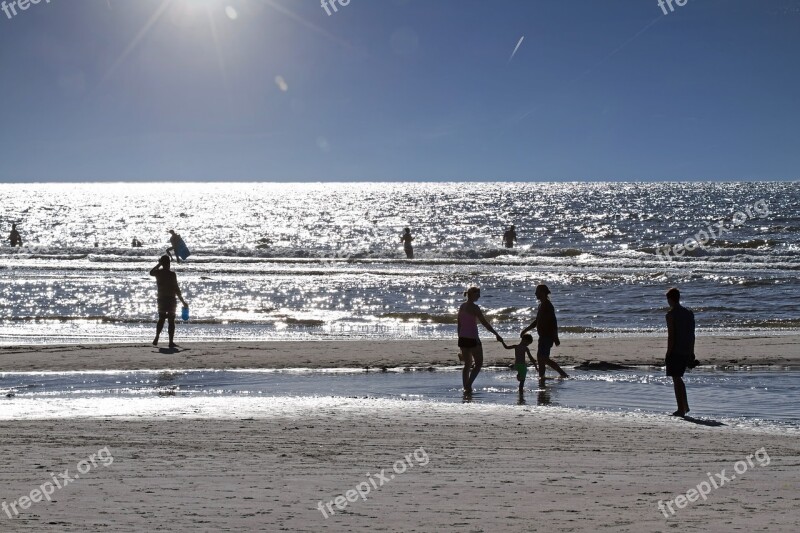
[1,334,798,372]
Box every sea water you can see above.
[0,182,798,343]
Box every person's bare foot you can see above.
[152,338,158,346]
[671,410,686,417]
[169,343,178,349]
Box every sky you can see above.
[0,0,799,182]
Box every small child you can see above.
[501,334,538,392]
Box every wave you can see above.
[379,312,457,324]
[2,245,798,274]
[728,318,800,330]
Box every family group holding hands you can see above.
[457,283,698,417]
[457,283,569,394]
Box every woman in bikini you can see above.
[458,286,503,393]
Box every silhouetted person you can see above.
[401,227,414,259]
[457,286,503,393]
[167,229,191,263]
[150,255,187,348]
[521,284,569,380]
[665,287,696,417]
[9,223,22,247]
[501,334,538,392]
[132,237,142,248]
[503,225,517,248]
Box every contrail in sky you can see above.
[508,35,524,63]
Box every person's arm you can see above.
[177,287,187,307]
[174,274,187,306]
[521,319,537,336]
[552,308,560,346]
[474,307,503,342]
[500,341,514,350]
[666,313,675,358]
[526,348,538,371]
[149,264,160,276]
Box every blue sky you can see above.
[0,0,798,181]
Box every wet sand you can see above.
[0,401,797,532]
[0,334,798,371]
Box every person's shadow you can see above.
[157,347,182,355]
[681,415,727,427]
[536,378,552,406]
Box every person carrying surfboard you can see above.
[166,229,191,263]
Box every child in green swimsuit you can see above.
[501,335,538,391]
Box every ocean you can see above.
[1,181,798,344]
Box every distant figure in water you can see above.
[9,223,22,247]
[401,227,414,259]
[521,284,569,380]
[132,237,143,248]
[457,286,503,393]
[665,287,696,417]
[501,334,538,392]
[150,255,188,348]
[167,229,188,263]
[503,225,517,249]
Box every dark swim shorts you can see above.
[537,336,554,359]
[665,353,691,378]
[158,297,177,314]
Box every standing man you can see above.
[665,287,696,417]
[521,284,569,380]
[9,223,22,247]
[503,225,517,249]
[150,255,188,348]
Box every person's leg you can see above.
[537,337,568,378]
[672,376,689,415]
[467,345,483,388]
[536,355,547,379]
[153,313,166,345]
[546,359,569,378]
[516,364,527,391]
[167,314,176,346]
[681,379,690,413]
[461,349,474,391]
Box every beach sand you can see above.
[1,336,798,531]
[0,334,798,372]
[0,401,797,532]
